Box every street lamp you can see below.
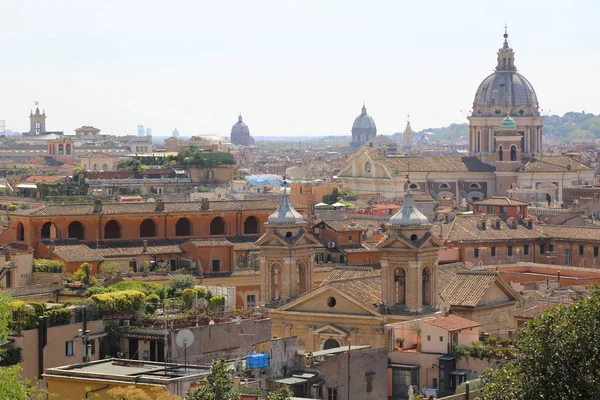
[78,328,92,362]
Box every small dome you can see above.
[500,115,517,130]
[389,191,429,227]
[268,187,305,225]
[352,105,377,133]
[231,114,250,136]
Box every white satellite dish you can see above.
[175,329,195,348]
[440,301,451,314]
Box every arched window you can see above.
[439,182,450,190]
[393,268,406,305]
[243,216,259,234]
[297,261,308,296]
[469,183,481,190]
[210,217,225,235]
[17,222,25,242]
[68,221,85,240]
[323,338,340,350]
[175,218,192,237]
[409,183,419,190]
[66,144,71,155]
[510,145,517,161]
[58,144,64,155]
[498,145,503,161]
[102,164,108,171]
[140,219,157,238]
[104,220,121,239]
[422,266,432,306]
[93,164,98,171]
[208,170,214,179]
[41,222,57,239]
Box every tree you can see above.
[480,287,600,399]
[75,262,94,285]
[107,385,180,400]
[269,385,293,400]
[169,274,196,291]
[99,261,122,280]
[0,292,12,344]
[187,358,238,400]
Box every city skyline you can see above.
[2,0,600,136]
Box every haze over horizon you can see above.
[2,0,599,137]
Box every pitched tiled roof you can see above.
[325,275,382,310]
[522,156,594,172]
[94,240,184,257]
[313,265,335,273]
[437,262,473,296]
[58,286,89,296]
[319,220,364,232]
[231,268,260,277]
[338,244,376,254]
[189,238,235,247]
[422,314,481,331]
[441,271,515,307]
[471,197,530,206]
[542,225,600,241]
[12,199,280,217]
[122,329,167,340]
[230,236,261,251]
[323,266,377,283]
[52,243,105,262]
[363,146,496,173]
[444,215,546,243]
[515,301,557,320]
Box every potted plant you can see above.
[395,337,405,350]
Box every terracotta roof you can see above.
[422,314,481,331]
[515,301,557,320]
[444,215,546,243]
[441,271,517,307]
[522,156,594,172]
[313,265,335,273]
[437,262,473,296]
[52,243,105,262]
[542,225,600,241]
[325,275,382,310]
[338,244,375,254]
[230,236,261,251]
[230,268,260,277]
[471,197,529,206]
[189,238,235,247]
[58,287,89,296]
[363,146,496,174]
[23,175,67,184]
[121,329,167,340]
[319,220,364,232]
[323,266,377,283]
[12,199,280,217]
[93,240,184,257]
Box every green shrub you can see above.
[169,275,196,291]
[0,347,22,366]
[145,293,161,314]
[108,281,164,297]
[456,379,481,394]
[498,337,512,347]
[90,290,146,316]
[33,259,64,273]
[46,308,73,326]
[209,296,225,307]
[182,287,208,309]
[86,286,113,296]
[486,337,498,346]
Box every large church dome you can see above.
[472,31,539,117]
[231,114,249,136]
[352,104,377,132]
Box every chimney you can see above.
[142,240,148,253]
[201,198,210,211]
[93,199,102,213]
[155,199,164,212]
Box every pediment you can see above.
[313,324,348,336]
[378,232,442,250]
[278,286,382,317]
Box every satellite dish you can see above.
[440,301,451,314]
[175,329,195,348]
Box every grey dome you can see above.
[352,105,377,133]
[231,114,250,136]
[389,191,429,227]
[268,187,305,225]
[473,71,538,109]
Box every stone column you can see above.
[259,257,268,303]
[524,127,530,153]
[488,127,494,153]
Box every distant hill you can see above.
[543,111,600,141]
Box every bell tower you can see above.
[28,103,46,135]
[377,190,441,313]
[255,180,318,305]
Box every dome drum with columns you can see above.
[351,104,377,147]
[468,30,544,160]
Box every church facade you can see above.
[339,31,595,202]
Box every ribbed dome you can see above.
[268,187,305,225]
[473,71,538,109]
[231,114,250,136]
[389,191,429,227]
[352,105,377,133]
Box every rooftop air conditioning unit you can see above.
[328,242,336,248]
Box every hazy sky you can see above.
[2,0,600,137]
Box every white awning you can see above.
[16,183,38,189]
